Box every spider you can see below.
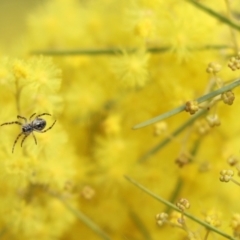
[0,113,56,153]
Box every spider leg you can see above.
[0,121,22,127]
[29,113,36,121]
[21,134,30,147]
[31,132,37,145]
[12,132,24,153]
[39,119,57,133]
[35,113,51,119]
[17,115,27,123]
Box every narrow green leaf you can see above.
[60,198,111,240]
[125,176,236,240]
[185,0,240,31]
[31,45,231,56]
[133,79,240,129]
[31,47,169,56]
[129,210,153,240]
[138,109,207,163]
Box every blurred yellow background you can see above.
[0,1,240,239]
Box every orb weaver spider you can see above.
[0,113,56,153]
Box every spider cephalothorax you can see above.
[0,113,56,153]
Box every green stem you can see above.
[32,47,169,56]
[31,45,231,56]
[224,0,239,52]
[138,109,207,163]
[185,0,240,31]
[190,136,203,160]
[204,229,211,240]
[59,198,111,240]
[167,178,183,213]
[133,79,240,129]
[125,176,236,240]
[129,210,152,240]
[230,178,240,186]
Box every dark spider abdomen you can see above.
[32,118,46,131]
